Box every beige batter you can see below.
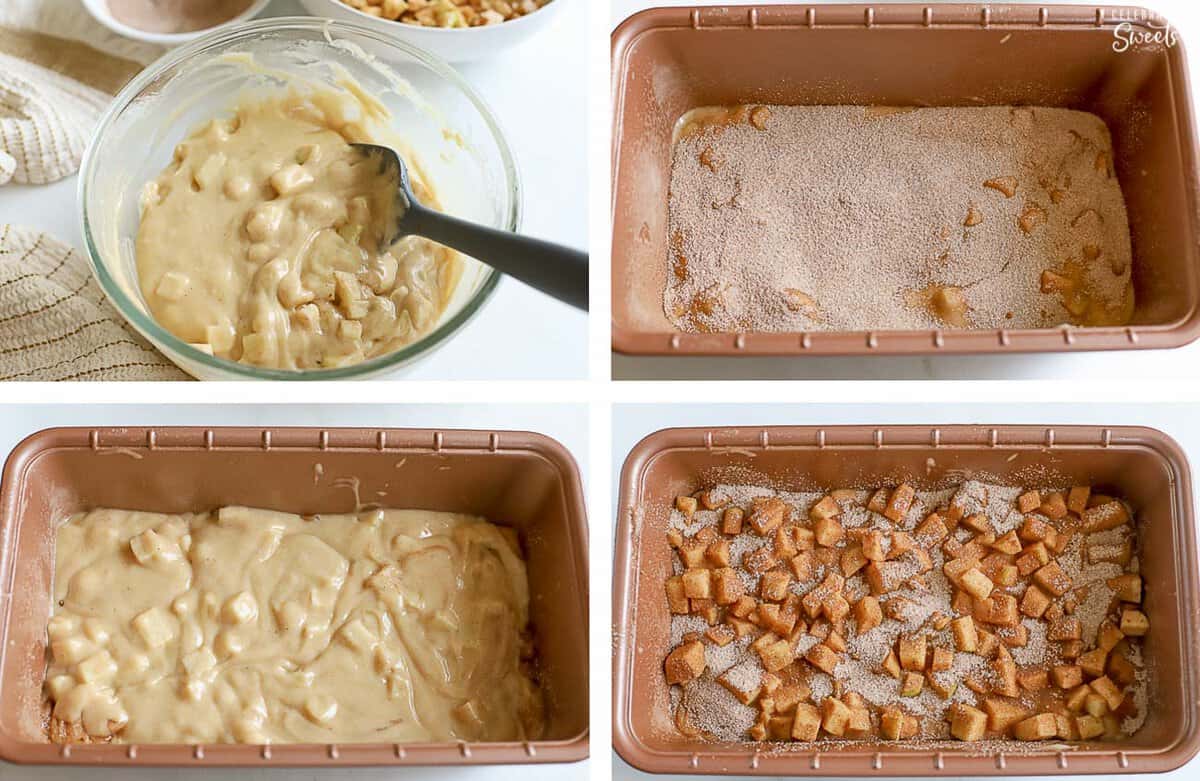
[43,507,543,744]
[136,91,458,370]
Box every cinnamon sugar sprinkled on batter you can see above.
[666,106,1134,333]
[665,481,1148,744]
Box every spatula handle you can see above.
[406,205,589,311]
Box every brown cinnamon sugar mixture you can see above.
[662,482,1148,744]
[665,106,1135,333]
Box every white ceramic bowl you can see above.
[79,0,272,45]
[297,0,567,62]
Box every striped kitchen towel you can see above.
[0,225,187,380]
[0,0,160,185]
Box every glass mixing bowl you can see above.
[80,17,515,380]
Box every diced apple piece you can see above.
[1048,616,1082,642]
[984,697,1029,733]
[992,530,1022,555]
[882,648,902,680]
[789,551,813,581]
[1090,676,1126,711]
[960,568,994,600]
[718,664,762,705]
[759,570,791,602]
[664,574,687,613]
[930,646,953,672]
[1078,647,1107,678]
[1064,684,1090,712]
[951,616,978,652]
[950,704,988,741]
[898,635,927,671]
[1052,664,1083,689]
[698,488,729,510]
[900,671,923,697]
[131,606,176,649]
[1034,561,1072,596]
[884,484,916,522]
[729,596,756,621]
[678,541,706,568]
[1077,714,1105,740]
[1068,486,1091,514]
[772,526,798,559]
[711,567,744,606]
[692,599,719,625]
[1084,693,1109,718]
[823,594,850,625]
[840,545,868,577]
[915,513,949,546]
[926,670,957,699]
[791,702,821,740]
[806,642,840,675]
[1041,492,1068,519]
[1108,652,1137,687]
[1081,501,1130,532]
[1020,584,1051,618]
[866,560,906,595]
[1017,491,1042,513]
[675,495,698,517]
[813,515,844,547]
[748,496,789,535]
[758,603,796,637]
[993,655,1020,697]
[1018,668,1049,692]
[1107,574,1142,603]
[1097,620,1124,652]
[705,538,731,567]
[130,528,182,567]
[682,568,713,599]
[706,624,736,647]
[743,547,776,574]
[854,599,883,633]
[722,507,744,535]
[846,706,872,739]
[1120,609,1149,636]
[880,707,907,740]
[821,697,853,737]
[1014,713,1058,741]
[862,530,887,562]
[809,495,840,521]
[758,638,795,673]
[979,593,1019,627]
[665,641,706,685]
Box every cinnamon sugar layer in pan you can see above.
[665,106,1135,333]
[661,482,1148,745]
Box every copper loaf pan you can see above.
[613,425,1200,774]
[611,5,1200,356]
[0,426,589,766]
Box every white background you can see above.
[0,0,589,381]
[609,0,1200,381]
[611,401,1200,781]
[5,1,1200,781]
[0,403,589,781]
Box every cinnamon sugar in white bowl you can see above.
[80,0,270,45]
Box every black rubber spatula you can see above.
[353,143,588,311]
